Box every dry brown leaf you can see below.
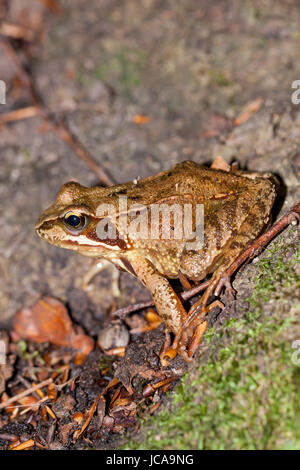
[75,394,100,439]
[18,395,39,407]
[97,396,106,429]
[234,97,264,126]
[103,347,126,357]
[14,298,95,365]
[71,334,94,356]
[48,383,57,401]
[132,114,151,124]
[108,387,137,431]
[13,297,75,346]
[210,156,231,172]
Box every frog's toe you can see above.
[178,347,194,363]
[214,273,236,298]
[288,211,300,226]
[187,320,207,358]
[160,347,178,366]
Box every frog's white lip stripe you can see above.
[64,234,122,250]
[38,231,122,251]
[69,240,122,251]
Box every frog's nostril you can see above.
[35,220,53,232]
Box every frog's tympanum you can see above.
[36,161,277,363]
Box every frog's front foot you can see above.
[287,210,300,226]
[214,274,236,299]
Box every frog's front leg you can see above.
[82,259,120,297]
[129,255,192,362]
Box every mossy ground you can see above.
[125,233,300,450]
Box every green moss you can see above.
[17,340,27,356]
[125,236,300,450]
[98,354,115,372]
[209,70,231,87]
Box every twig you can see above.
[0,433,18,442]
[0,22,34,41]
[1,40,33,92]
[0,378,53,410]
[1,40,115,186]
[55,374,78,391]
[114,280,210,318]
[19,396,49,414]
[0,106,40,124]
[37,0,63,15]
[17,374,41,401]
[115,300,154,318]
[11,438,35,450]
[74,377,119,439]
[53,121,115,186]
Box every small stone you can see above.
[97,320,130,351]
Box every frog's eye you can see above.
[63,212,89,232]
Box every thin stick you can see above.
[0,378,53,410]
[37,0,62,14]
[0,23,34,41]
[0,433,18,442]
[75,394,100,439]
[115,300,154,318]
[11,438,35,450]
[181,280,211,300]
[1,40,33,91]
[19,396,49,414]
[115,280,211,318]
[53,121,115,186]
[1,40,115,186]
[0,106,40,124]
[17,374,41,401]
[55,374,78,391]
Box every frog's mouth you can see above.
[35,219,125,257]
[58,237,123,253]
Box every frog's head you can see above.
[35,182,128,256]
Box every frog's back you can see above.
[147,160,274,203]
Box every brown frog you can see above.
[35,161,277,362]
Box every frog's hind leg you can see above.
[181,191,276,358]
